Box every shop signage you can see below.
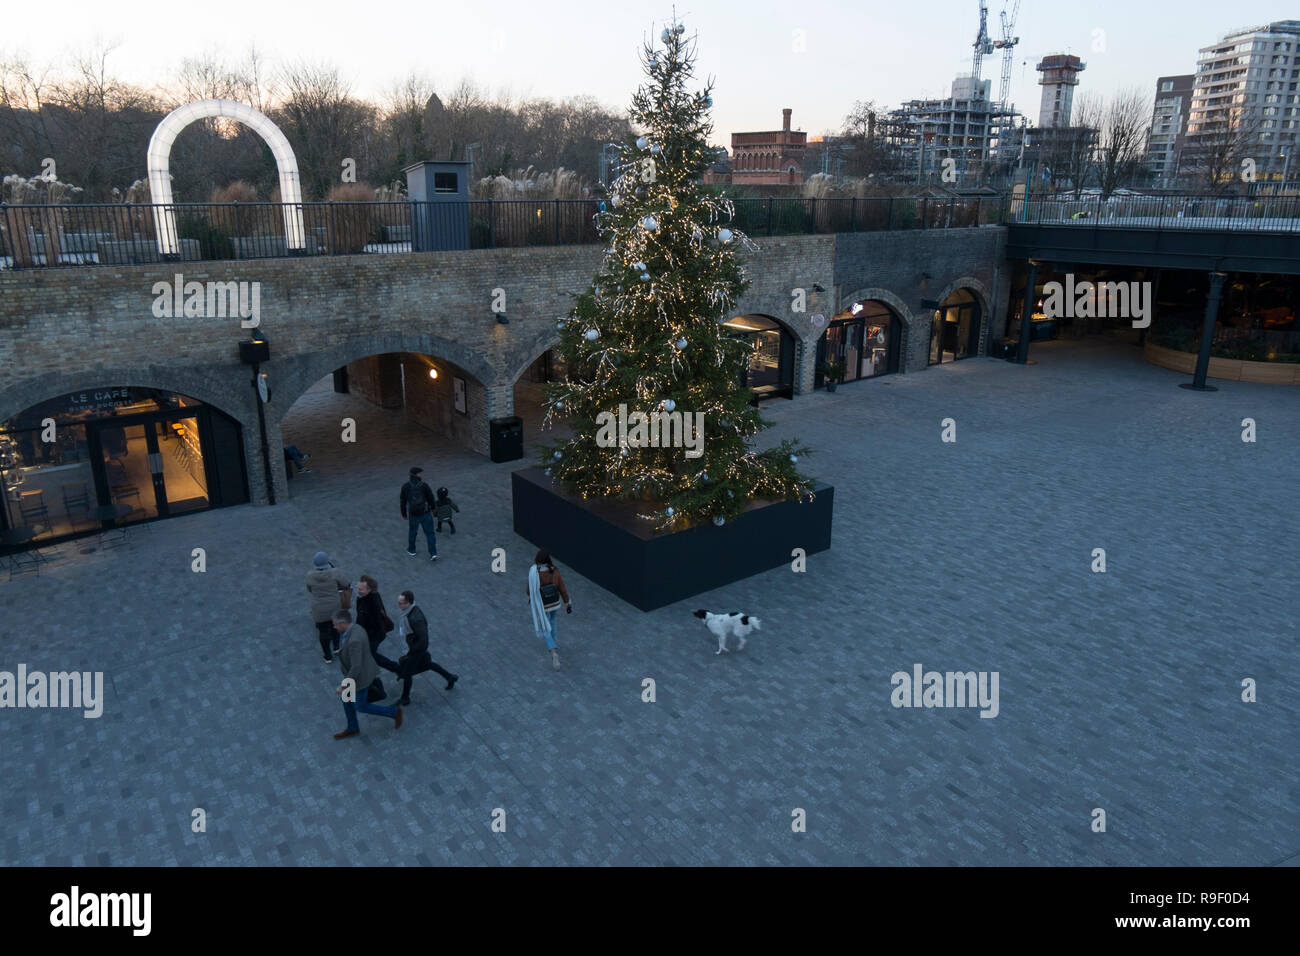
[64,388,139,415]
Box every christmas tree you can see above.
[541,19,812,532]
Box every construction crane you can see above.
[971,1,995,95]
[993,0,1022,109]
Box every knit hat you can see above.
[313,551,330,569]
[409,466,423,476]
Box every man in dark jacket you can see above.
[400,466,438,561]
[374,590,458,706]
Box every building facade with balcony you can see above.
[1147,74,1195,185]
[1185,20,1300,185]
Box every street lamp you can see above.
[465,143,482,183]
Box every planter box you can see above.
[1145,341,1300,384]
[512,467,833,611]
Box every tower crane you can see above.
[993,0,1021,109]
[971,1,994,96]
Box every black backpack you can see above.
[407,479,431,516]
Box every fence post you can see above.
[850,196,857,232]
[233,202,243,258]
[920,197,927,230]
[887,197,893,231]
[766,196,773,237]
[488,199,495,249]
[328,202,337,255]
[554,198,561,245]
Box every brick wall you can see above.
[345,354,403,408]
[0,230,1009,504]
[402,354,487,454]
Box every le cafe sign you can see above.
[64,388,138,414]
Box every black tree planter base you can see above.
[511,468,834,611]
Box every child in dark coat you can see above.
[434,487,459,534]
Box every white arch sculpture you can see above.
[147,98,306,257]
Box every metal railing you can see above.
[0,196,1006,270]
[1011,192,1300,231]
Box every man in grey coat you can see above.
[307,552,351,663]
[331,609,403,739]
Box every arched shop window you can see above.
[929,289,982,365]
[723,315,795,400]
[0,387,247,547]
[815,300,902,388]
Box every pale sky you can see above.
[4,0,1296,144]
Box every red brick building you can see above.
[730,108,806,185]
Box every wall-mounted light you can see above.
[812,283,825,293]
[428,367,439,380]
[497,313,510,325]
[850,302,863,315]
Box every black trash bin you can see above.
[489,416,523,463]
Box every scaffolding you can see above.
[887,77,1021,182]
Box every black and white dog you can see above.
[692,609,762,655]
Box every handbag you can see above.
[367,676,386,701]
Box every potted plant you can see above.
[818,359,846,392]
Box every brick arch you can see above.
[504,331,562,386]
[0,366,252,432]
[840,287,918,372]
[931,276,993,320]
[930,276,993,358]
[272,332,498,419]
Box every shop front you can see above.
[0,387,248,547]
[929,290,983,365]
[815,301,902,388]
[724,315,795,400]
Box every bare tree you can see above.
[274,61,379,200]
[1094,87,1150,198]
[837,100,902,181]
[1183,105,1263,194]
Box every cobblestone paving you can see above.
[2,335,1297,866]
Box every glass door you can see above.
[95,421,159,523]
[155,416,210,515]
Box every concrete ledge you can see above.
[1144,341,1300,384]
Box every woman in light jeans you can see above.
[526,549,571,669]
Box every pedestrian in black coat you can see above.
[354,574,390,657]
[374,590,458,705]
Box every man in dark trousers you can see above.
[375,590,458,706]
[400,466,438,561]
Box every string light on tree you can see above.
[536,18,811,531]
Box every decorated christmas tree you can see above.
[541,19,812,532]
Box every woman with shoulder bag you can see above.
[526,548,572,670]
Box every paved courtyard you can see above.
[1,334,1296,866]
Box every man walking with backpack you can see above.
[400,466,439,561]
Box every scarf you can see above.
[398,601,415,638]
[527,564,550,637]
